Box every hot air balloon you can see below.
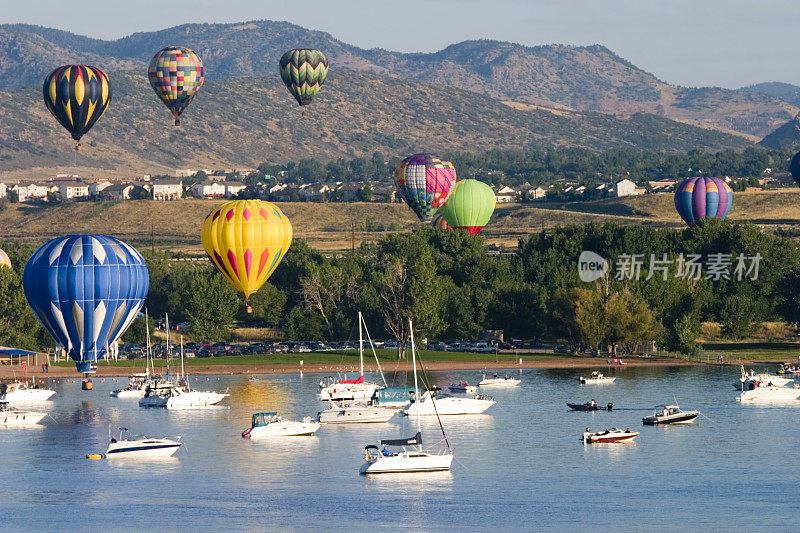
[394,154,457,223]
[279,49,328,116]
[439,179,496,235]
[674,177,733,227]
[789,151,800,185]
[0,248,10,268]
[431,212,451,230]
[201,200,293,311]
[22,235,149,374]
[148,47,205,126]
[43,65,111,150]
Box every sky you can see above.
[1,0,798,89]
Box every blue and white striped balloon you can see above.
[22,235,149,373]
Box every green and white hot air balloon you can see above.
[279,49,328,116]
[439,179,496,235]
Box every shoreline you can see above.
[0,356,709,379]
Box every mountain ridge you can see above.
[0,20,794,138]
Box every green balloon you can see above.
[439,179,496,235]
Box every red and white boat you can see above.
[582,427,638,444]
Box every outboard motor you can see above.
[606,403,613,411]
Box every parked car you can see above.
[498,342,516,350]
[427,341,446,351]
[553,345,569,354]
[472,342,494,353]
[273,343,289,353]
[384,339,399,349]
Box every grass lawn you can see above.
[700,342,800,362]
[52,349,558,368]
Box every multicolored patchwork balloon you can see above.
[22,235,149,374]
[148,47,205,126]
[0,248,10,268]
[674,177,733,227]
[279,49,328,116]
[42,65,111,150]
[431,212,451,230]
[439,179,496,235]
[394,154,457,223]
[201,200,293,305]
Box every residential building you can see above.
[529,186,547,200]
[613,179,637,197]
[224,182,247,198]
[100,183,135,200]
[58,181,90,200]
[0,182,6,199]
[189,181,226,198]
[152,181,183,200]
[338,182,364,202]
[494,185,518,203]
[90,180,113,197]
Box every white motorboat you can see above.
[139,384,228,409]
[642,404,699,425]
[734,366,793,390]
[242,412,321,437]
[0,380,56,402]
[737,383,800,402]
[449,382,478,393]
[777,363,800,376]
[583,427,638,444]
[318,401,396,424]
[479,373,521,387]
[361,319,453,474]
[403,390,495,416]
[578,371,616,385]
[110,374,148,398]
[318,312,388,402]
[105,428,182,458]
[0,400,47,426]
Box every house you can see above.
[0,182,6,199]
[58,181,90,200]
[613,179,637,197]
[528,186,547,201]
[299,183,331,201]
[268,183,288,195]
[89,180,113,197]
[272,185,302,202]
[338,183,365,202]
[152,181,183,200]
[648,178,678,191]
[371,184,397,203]
[100,183,135,200]
[224,182,247,198]
[494,186,518,203]
[189,181,225,198]
[174,169,197,178]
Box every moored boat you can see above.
[242,412,320,437]
[735,366,793,390]
[642,404,699,425]
[0,380,56,402]
[0,400,47,426]
[403,390,495,416]
[582,427,638,444]
[105,428,182,458]
[449,382,478,393]
[318,401,395,424]
[478,373,520,387]
[737,383,800,402]
[139,383,228,409]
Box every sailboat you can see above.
[317,312,387,402]
[360,319,453,474]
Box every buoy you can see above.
[86,454,103,460]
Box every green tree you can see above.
[121,313,155,345]
[243,282,286,325]
[186,273,239,341]
[0,267,48,351]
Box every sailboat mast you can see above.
[166,313,170,375]
[409,318,422,450]
[145,308,151,378]
[358,311,364,378]
[180,335,185,381]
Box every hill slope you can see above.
[0,21,794,138]
[741,82,800,107]
[0,71,750,178]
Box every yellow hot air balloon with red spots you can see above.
[201,200,292,310]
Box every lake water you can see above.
[2,365,799,531]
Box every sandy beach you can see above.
[0,355,703,379]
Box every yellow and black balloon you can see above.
[43,65,111,150]
[201,200,293,312]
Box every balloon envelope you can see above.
[431,212,451,230]
[789,152,800,185]
[148,47,205,124]
[23,235,149,373]
[43,65,111,143]
[0,248,10,268]
[439,179,496,235]
[674,177,732,226]
[201,200,293,300]
[394,154,457,222]
[279,49,328,107]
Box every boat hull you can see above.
[318,407,395,424]
[2,390,56,402]
[317,383,382,402]
[583,432,638,444]
[0,411,46,426]
[403,397,495,416]
[360,451,453,474]
[106,440,182,458]
[478,379,520,387]
[449,385,478,393]
[579,377,616,385]
[112,389,146,399]
[737,386,800,402]
[567,402,612,411]
[248,422,321,437]
[643,412,699,425]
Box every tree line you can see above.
[3,219,800,358]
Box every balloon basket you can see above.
[81,378,93,391]
[174,119,181,126]
[301,110,307,117]
[75,144,82,151]
[246,305,253,314]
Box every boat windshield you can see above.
[252,412,279,427]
